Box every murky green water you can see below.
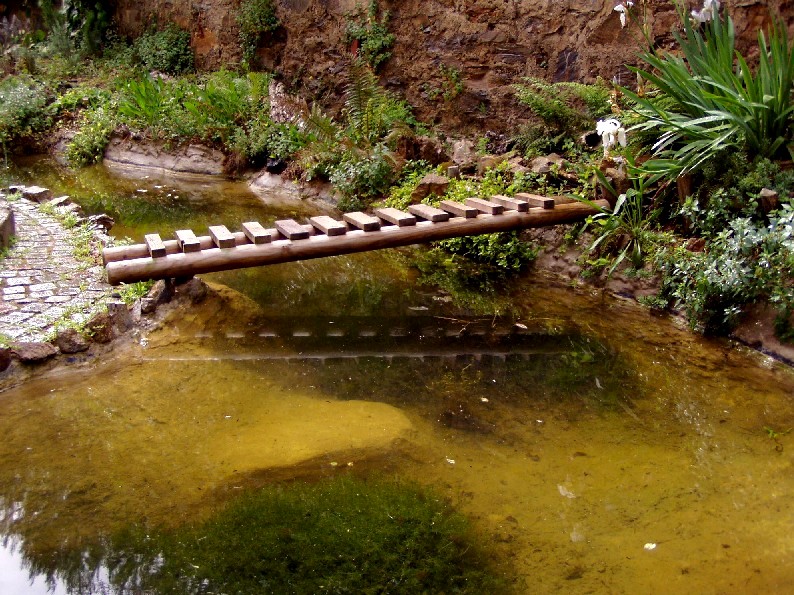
[2,160,794,593]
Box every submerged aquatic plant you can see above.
[103,477,507,594]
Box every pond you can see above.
[2,159,794,593]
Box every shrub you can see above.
[296,64,414,205]
[345,0,395,71]
[627,7,794,182]
[330,144,398,210]
[132,24,194,75]
[65,103,115,167]
[657,209,794,335]
[438,232,538,272]
[118,72,274,152]
[513,78,612,134]
[237,0,280,66]
[0,75,51,158]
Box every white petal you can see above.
[617,128,627,146]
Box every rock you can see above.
[46,196,71,209]
[410,173,450,203]
[0,347,10,372]
[397,135,450,165]
[686,237,707,252]
[446,165,461,179]
[759,188,779,214]
[530,153,567,174]
[85,312,115,344]
[103,136,226,177]
[11,342,58,363]
[603,166,630,198]
[451,139,476,168]
[141,279,174,314]
[140,297,158,314]
[582,131,601,148]
[86,214,115,232]
[249,171,337,205]
[176,277,209,304]
[0,207,14,249]
[476,154,506,175]
[54,328,90,353]
[507,157,529,175]
[107,300,133,333]
[732,303,794,365]
[265,157,287,174]
[21,186,53,203]
[59,203,84,217]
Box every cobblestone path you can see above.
[0,197,111,343]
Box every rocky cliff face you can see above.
[114,0,793,136]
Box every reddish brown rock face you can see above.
[114,0,792,135]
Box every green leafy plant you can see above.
[627,6,794,182]
[345,0,395,71]
[0,75,51,162]
[581,161,658,276]
[514,78,612,134]
[117,74,167,128]
[65,0,112,55]
[237,0,280,66]
[117,71,279,162]
[117,280,155,305]
[422,64,465,102]
[297,63,413,206]
[132,24,194,75]
[65,102,116,166]
[657,209,794,335]
[438,232,538,272]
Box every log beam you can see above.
[105,200,608,285]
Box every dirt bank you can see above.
[114,0,792,136]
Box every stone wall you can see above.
[114,0,794,135]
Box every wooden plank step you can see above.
[174,229,201,253]
[145,233,166,258]
[408,204,450,222]
[515,192,555,209]
[241,221,272,244]
[310,216,347,236]
[439,200,478,218]
[275,219,311,240]
[374,207,416,227]
[209,225,236,248]
[465,197,504,215]
[343,212,381,232]
[491,195,529,212]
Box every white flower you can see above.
[613,2,634,28]
[692,0,720,23]
[596,118,627,156]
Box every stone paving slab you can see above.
[0,196,112,343]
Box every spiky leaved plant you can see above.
[626,3,794,182]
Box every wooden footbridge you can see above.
[103,194,608,285]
